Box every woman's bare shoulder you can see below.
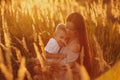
[67,38,81,53]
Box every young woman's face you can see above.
[66,21,76,37]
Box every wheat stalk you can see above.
[17,57,26,80]
[33,42,46,71]
[0,63,13,80]
[76,63,90,80]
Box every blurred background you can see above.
[0,0,120,80]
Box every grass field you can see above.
[0,0,120,80]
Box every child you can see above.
[33,23,67,80]
[44,23,67,63]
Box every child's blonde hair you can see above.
[55,23,66,33]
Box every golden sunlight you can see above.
[0,0,120,80]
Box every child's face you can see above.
[55,31,67,47]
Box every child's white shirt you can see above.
[44,38,60,62]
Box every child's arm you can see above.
[45,51,66,59]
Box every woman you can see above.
[66,12,92,73]
[58,12,93,79]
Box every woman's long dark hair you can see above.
[66,12,92,77]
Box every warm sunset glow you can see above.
[0,0,120,80]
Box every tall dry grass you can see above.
[0,0,120,80]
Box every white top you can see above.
[45,38,60,54]
[44,38,60,62]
